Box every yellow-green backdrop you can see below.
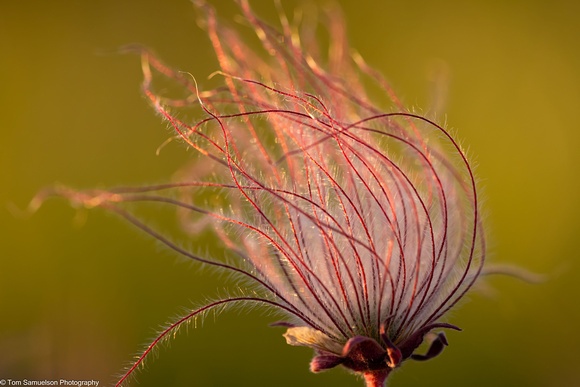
[2,1,578,386]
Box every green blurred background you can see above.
[2,0,579,386]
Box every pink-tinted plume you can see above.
[38,1,486,386]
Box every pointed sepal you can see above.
[397,323,460,361]
[310,353,345,372]
[411,332,449,361]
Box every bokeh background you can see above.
[2,0,579,386]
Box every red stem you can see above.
[363,370,389,387]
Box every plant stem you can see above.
[363,371,388,387]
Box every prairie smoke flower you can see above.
[41,1,486,386]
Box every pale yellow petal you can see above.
[283,327,343,355]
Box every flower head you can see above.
[43,1,485,386]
